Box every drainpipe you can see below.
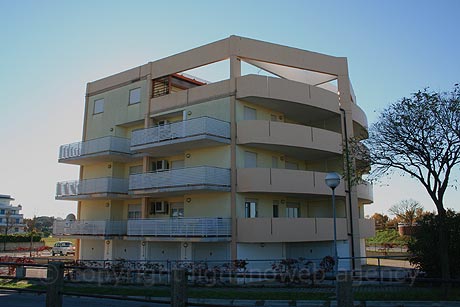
[340,108,355,271]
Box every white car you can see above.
[52,241,75,256]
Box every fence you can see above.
[0,255,419,286]
[2,256,459,307]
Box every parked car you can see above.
[52,241,75,256]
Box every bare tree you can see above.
[389,199,424,225]
[353,85,460,281]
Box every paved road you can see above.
[0,290,169,307]
[2,291,460,307]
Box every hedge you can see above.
[0,235,41,243]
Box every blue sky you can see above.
[0,0,459,218]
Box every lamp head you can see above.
[325,172,341,189]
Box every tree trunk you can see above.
[437,208,450,296]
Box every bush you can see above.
[0,234,41,243]
[408,210,460,278]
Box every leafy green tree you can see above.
[408,210,460,278]
[353,85,460,281]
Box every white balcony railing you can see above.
[59,136,131,160]
[129,166,230,192]
[56,178,129,198]
[53,220,127,236]
[131,117,230,148]
[127,217,231,237]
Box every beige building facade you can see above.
[54,36,374,268]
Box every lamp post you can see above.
[325,172,341,275]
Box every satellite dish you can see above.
[65,213,76,222]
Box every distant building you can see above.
[398,223,419,236]
[0,194,26,234]
[54,36,374,269]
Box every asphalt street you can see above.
[0,290,169,307]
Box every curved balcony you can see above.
[359,219,375,238]
[129,166,231,196]
[127,217,231,241]
[56,177,129,200]
[237,168,346,196]
[53,220,127,237]
[351,103,369,139]
[236,75,340,123]
[237,120,342,160]
[357,181,373,204]
[131,117,230,157]
[59,136,133,165]
[237,218,348,243]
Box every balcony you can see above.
[129,166,231,196]
[357,181,373,204]
[236,75,341,123]
[127,217,231,241]
[59,136,132,165]
[130,117,230,157]
[237,120,342,160]
[236,218,348,243]
[56,177,129,200]
[359,218,375,238]
[53,220,127,237]
[237,168,346,197]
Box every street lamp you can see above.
[325,172,341,275]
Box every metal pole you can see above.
[332,188,338,275]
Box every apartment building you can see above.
[0,194,26,234]
[54,36,374,268]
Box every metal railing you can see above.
[59,136,131,160]
[129,166,230,191]
[127,217,231,237]
[131,117,230,148]
[53,220,127,236]
[56,178,129,197]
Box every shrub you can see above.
[0,234,41,243]
[408,210,460,278]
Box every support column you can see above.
[229,55,241,261]
[338,68,362,270]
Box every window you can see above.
[0,209,4,214]
[151,160,169,171]
[94,98,104,114]
[171,160,184,169]
[245,201,257,218]
[272,156,278,168]
[129,165,143,175]
[285,161,299,170]
[244,151,257,168]
[129,88,141,105]
[171,203,184,217]
[243,106,257,120]
[150,201,169,214]
[286,202,300,218]
[270,114,278,121]
[272,200,279,218]
[128,204,141,219]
